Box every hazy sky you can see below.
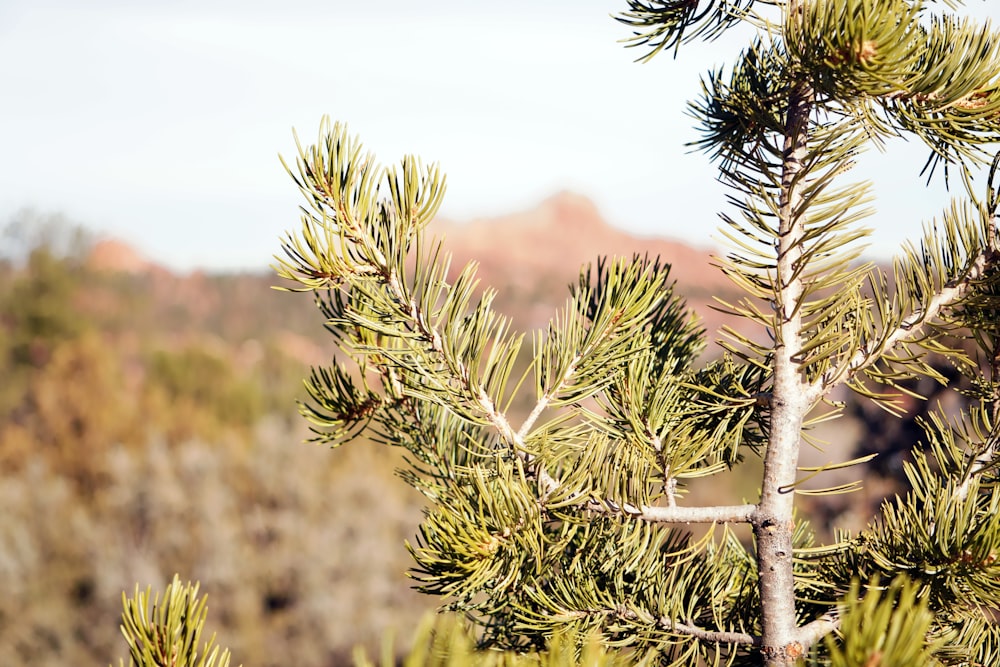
[1,1,996,270]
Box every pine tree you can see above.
[267,1,1000,665]
[118,1,1000,666]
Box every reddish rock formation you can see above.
[434,191,726,291]
[429,191,745,350]
[85,239,152,274]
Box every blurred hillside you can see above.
[0,199,920,666]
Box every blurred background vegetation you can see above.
[0,209,953,665]
[0,210,432,666]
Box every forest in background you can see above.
[0,205,936,666]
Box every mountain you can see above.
[436,192,716,280]
[431,191,743,347]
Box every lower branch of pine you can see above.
[794,614,840,651]
[658,619,761,647]
[585,499,756,524]
[580,606,765,649]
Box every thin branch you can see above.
[516,353,582,440]
[468,385,562,496]
[820,244,999,401]
[793,613,840,652]
[586,499,757,524]
[659,619,761,647]
[453,349,754,524]
[581,606,763,646]
[957,218,1000,501]
[955,441,996,502]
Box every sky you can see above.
[1,1,997,271]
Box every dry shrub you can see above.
[0,420,434,667]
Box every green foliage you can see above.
[810,403,1000,664]
[618,0,770,61]
[114,575,236,667]
[0,222,93,416]
[145,345,264,440]
[790,0,1000,174]
[355,613,648,667]
[112,596,644,667]
[3,244,89,366]
[820,577,941,667]
[274,117,775,665]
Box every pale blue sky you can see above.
[0,1,996,270]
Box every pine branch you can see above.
[558,600,764,652]
[793,613,839,653]
[659,618,762,647]
[375,262,754,524]
[286,140,753,525]
[115,575,236,667]
[819,239,1000,402]
[584,499,756,524]
[659,619,761,647]
[616,0,763,61]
